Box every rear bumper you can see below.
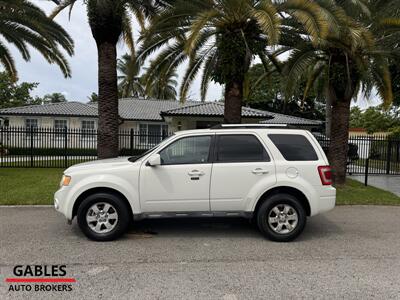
[317,195,336,214]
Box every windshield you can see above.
[128,134,175,163]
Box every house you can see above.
[0,98,323,134]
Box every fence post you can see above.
[130,129,134,156]
[386,139,392,175]
[30,126,34,168]
[364,157,369,186]
[63,127,68,168]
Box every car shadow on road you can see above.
[116,214,342,242]
[298,214,343,242]
[126,217,260,239]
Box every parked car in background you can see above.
[55,125,336,242]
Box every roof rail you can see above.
[210,124,290,129]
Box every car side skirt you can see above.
[133,211,253,221]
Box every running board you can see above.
[133,211,253,220]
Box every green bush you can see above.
[6,148,148,157]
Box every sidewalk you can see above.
[350,175,400,196]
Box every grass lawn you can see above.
[0,168,399,206]
[0,168,63,205]
[336,178,400,205]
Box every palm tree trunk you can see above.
[325,96,332,138]
[224,80,243,124]
[97,41,119,159]
[329,99,351,185]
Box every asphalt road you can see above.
[1,206,400,300]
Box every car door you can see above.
[140,134,214,212]
[210,133,276,211]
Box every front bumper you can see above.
[54,187,73,222]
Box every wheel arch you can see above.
[254,186,311,217]
[72,187,134,220]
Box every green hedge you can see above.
[6,147,148,157]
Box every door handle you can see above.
[252,168,269,175]
[188,170,205,177]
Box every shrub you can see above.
[0,143,9,156]
[6,147,149,157]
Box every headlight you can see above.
[60,175,72,187]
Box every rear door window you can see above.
[268,134,318,161]
[216,135,270,162]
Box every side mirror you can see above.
[146,154,161,166]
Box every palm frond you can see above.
[121,12,135,54]
[250,0,281,45]
[280,0,330,42]
[0,40,17,81]
[283,45,318,100]
[49,0,77,19]
[185,9,219,54]
[200,49,217,101]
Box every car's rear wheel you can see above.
[77,193,130,241]
[257,193,306,242]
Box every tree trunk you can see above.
[329,99,351,185]
[97,42,119,159]
[224,80,243,124]
[325,96,332,138]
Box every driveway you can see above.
[350,174,400,196]
[1,206,400,299]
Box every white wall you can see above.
[4,115,98,129]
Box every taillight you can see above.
[318,166,332,185]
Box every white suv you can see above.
[54,125,335,242]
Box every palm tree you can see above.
[0,0,74,81]
[143,65,178,100]
[117,54,145,98]
[50,0,168,159]
[139,0,330,123]
[87,92,98,103]
[282,0,400,184]
[43,92,67,103]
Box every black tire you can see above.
[77,192,131,241]
[256,193,306,242]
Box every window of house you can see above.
[216,135,270,163]
[2,118,9,127]
[54,119,67,137]
[139,124,169,145]
[159,135,212,165]
[268,134,318,161]
[25,119,38,128]
[81,120,96,139]
[55,119,67,130]
[25,119,38,137]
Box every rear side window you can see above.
[268,134,318,161]
[216,135,270,162]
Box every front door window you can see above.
[159,135,212,165]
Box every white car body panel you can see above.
[54,127,336,222]
[139,163,212,212]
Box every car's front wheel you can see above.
[77,193,130,241]
[257,193,306,242]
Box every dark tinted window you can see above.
[268,134,318,161]
[159,136,211,165]
[216,135,270,162]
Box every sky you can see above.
[10,1,379,108]
[11,1,223,103]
